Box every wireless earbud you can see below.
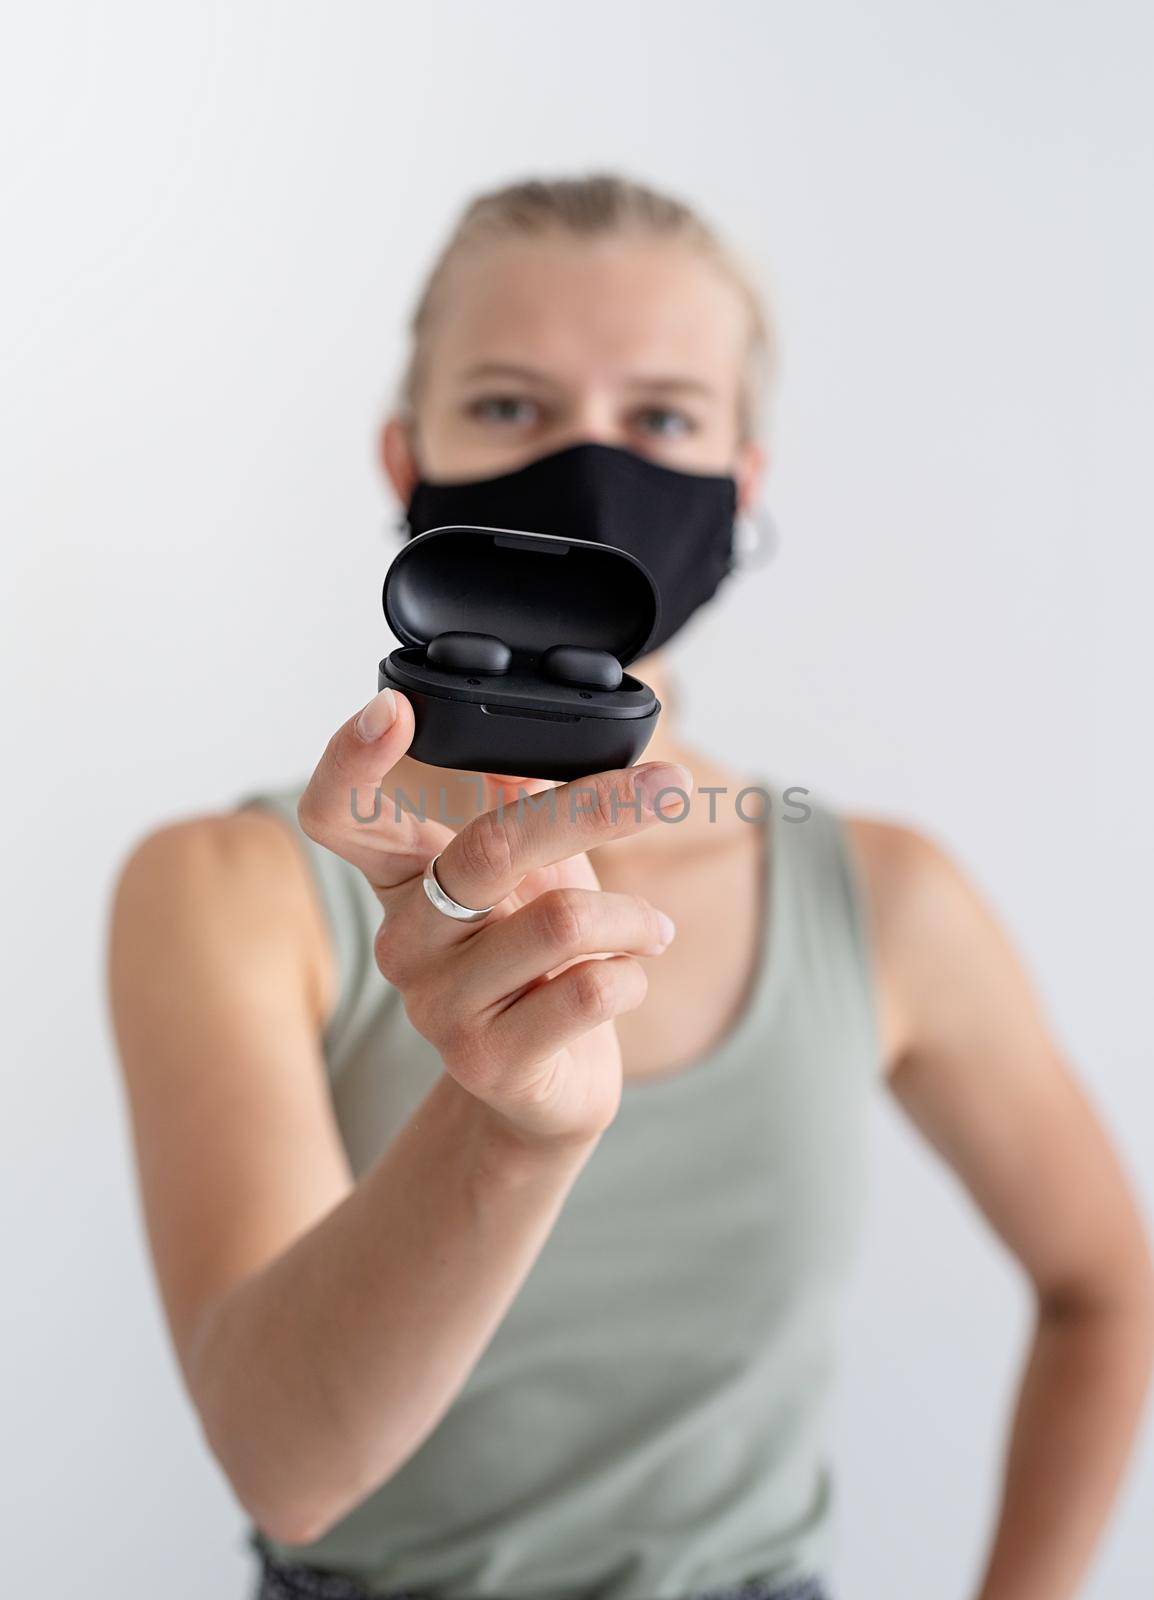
[426,631,512,675]
[540,644,624,692]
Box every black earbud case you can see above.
[378,525,662,781]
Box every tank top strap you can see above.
[234,781,391,1074]
[769,784,885,1080]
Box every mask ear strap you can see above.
[732,504,779,572]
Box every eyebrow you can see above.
[457,361,719,399]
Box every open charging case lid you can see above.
[382,525,661,665]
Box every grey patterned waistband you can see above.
[256,1553,830,1600]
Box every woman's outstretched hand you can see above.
[297,687,693,1148]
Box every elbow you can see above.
[193,1381,396,1549]
[186,1297,412,1547]
[197,1401,351,1549]
[195,1396,356,1549]
[226,1443,411,1548]
[185,1303,348,1550]
[243,1445,413,1546]
[247,1498,338,1550]
[1037,1227,1154,1342]
[239,1467,400,1548]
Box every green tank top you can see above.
[234,778,883,1599]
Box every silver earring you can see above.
[732,505,779,573]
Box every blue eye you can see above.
[635,407,695,437]
[468,395,539,425]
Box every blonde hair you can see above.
[395,171,777,447]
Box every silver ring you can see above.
[421,852,497,924]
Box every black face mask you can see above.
[402,440,739,654]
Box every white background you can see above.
[2,3,1151,1596]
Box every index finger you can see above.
[433,760,695,915]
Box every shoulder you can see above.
[842,811,962,903]
[114,804,297,885]
[108,804,336,1031]
[842,811,998,943]
[110,805,317,947]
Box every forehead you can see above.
[427,234,748,387]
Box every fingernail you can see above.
[633,762,694,815]
[355,688,396,742]
[655,911,677,945]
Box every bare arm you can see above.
[851,819,1154,1600]
[107,812,598,1545]
[108,690,688,1546]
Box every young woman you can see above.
[108,174,1153,1600]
